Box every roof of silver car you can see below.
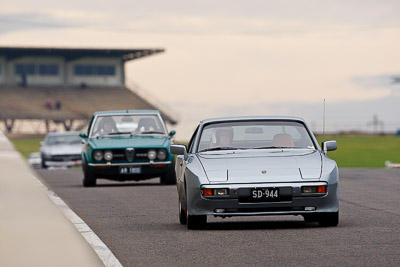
[200,116,306,125]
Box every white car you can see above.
[40,131,82,168]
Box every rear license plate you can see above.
[119,166,141,174]
[250,188,279,201]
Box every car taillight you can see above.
[202,188,229,196]
[302,186,327,194]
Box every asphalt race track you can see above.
[35,168,400,267]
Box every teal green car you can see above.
[80,110,176,187]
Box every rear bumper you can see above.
[188,182,339,216]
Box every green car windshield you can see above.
[90,114,166,137]
[197,121,315,152]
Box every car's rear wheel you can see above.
[82,158,96,187]
[318,212,339,227]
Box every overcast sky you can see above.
[1,0,400,138]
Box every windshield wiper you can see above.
[107,131,132,135]
[253,146,292,149]
[199,147,239,152]
[140,131,165,135]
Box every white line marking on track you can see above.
[32,175,123,267]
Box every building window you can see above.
[74,65,93,75]
[15,64,35,75]
[39,64,59,75]
[97,65,115,75]
[74,64,115,76]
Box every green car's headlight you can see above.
[104,150,113,161]
[147,149,157,160]
[93,150,103,161]
[157,149,167,160]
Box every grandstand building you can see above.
[0,47,177,133]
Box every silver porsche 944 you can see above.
[171,116,339,229]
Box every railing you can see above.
[125,80,179,125]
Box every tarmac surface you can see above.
[36,168,400,267]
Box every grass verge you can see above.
[10,137,43,159]
[317,135,400,168]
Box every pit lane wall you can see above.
[0,130,103,267]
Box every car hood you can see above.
[42,144,82,155]
[197,149,322,183]
[88,135,170,149]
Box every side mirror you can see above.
[322,140,337,155]
[79,132,87,138]
[169,130,176,137]
[40,141,44,146]
[170,144,187,160]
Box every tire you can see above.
[186,213,206,230]
[179,200,186,225]
[184,180,206,229]
[160,160,177,185]
[41,157,47,169]
[82,158,96,187]
[303,214,318,223]
[160,174,166,184]
[318,212,339,227]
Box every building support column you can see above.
[45,120,50,133]
[4,119,15,133]
[63,119,74,131]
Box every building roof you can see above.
[0,47,164,62]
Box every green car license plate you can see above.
[119,166,141,174]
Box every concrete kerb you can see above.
[0,130,121,267]
[34,176,123,267]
